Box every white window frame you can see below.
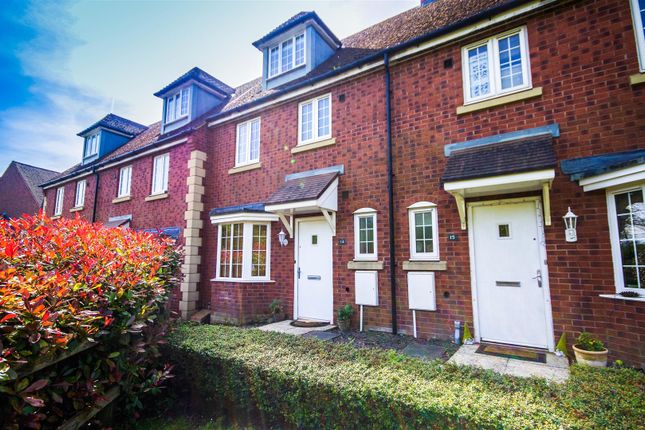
[297,93,332,146]
[118,165,132,198]
[630,0,645,72]
[54,187,64,216]
[353,208,378,261]
[408,201,440,261]
[151,153,169,196]
[606,183,645,292]
[84,133,100,158]
[74,180,86,208]
[267,32,306,79]
[215,222,272,282]
[235,117,261,167]
[461,26,532,104]
[165,87,191,124]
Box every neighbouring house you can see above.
[41,0,644,367]
[0,161,59,218]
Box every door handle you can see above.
[532,269,542,288]
[297,267,301,279]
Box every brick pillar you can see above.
[180,150,207,318]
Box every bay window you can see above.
[216,222,271,281]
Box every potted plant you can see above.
[573,332,608,367]
[337,304,354,332]
[268,299,283,323]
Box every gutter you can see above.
[384,53,398,335]
[206,0,550,125]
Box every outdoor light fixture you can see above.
[278,229,288,247]
[563,207,578,242]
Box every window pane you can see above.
[250,120,260,161]
[252,224,267,277]
[300,102,313,141]
[219,224,232,278]
[413,210,434,255]
[615,189,645,288]
[317,96,330,137]
[281,39,293,73]
[269,46,279,76]
[237,123,248,164]
[468,45,490,98]
[180,88,189,115]
[231,223,243,278]
[498,33,523,90]
[295,34,305,65]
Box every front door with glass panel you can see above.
[296,218,333,322]
[471,200,550,348]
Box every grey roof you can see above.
[154,67,235,98]
[11,162,59,203]
[560,149,645,181]
[209,202,267,217]
[252,11,341,49]
[266,172,338,205]
[77,113,147,137]
[442,135,556,182]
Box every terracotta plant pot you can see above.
[337,318,351,332]
[573,344,608,367]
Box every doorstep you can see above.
[448,344,569,383]
[257,319,336,336]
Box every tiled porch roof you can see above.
[265,172,338,205]
[560,149,645,181]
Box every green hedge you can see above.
[165,323,644,430]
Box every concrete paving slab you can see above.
[401,342,446,360]
[302,331,341,341]
[257,320,336,336]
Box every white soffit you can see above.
[578,163,645,192]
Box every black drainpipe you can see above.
[91,169,100,223]
[384,53,397,335]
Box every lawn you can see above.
[160,323,645,430]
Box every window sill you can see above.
[210,278,275,284]
[291,137,336,154]
[51,215,62,220]
[145,193,168,202]
[403,260,447,271]
[598,293,645,303]
[112,195,131,204]
[457,87,543,115]
[629,73,645,86]
[228,161,261,175]
[70,206,84,212]
[347,260,384,270]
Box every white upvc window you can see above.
[607,184,645,292]
[461,26,531,104]
[354,208,377,261]
[118,165,132,197]
[165,87,191,124]
[84,133,100,157]
[408,202,439,261]
[268,32,306,78]
[74,180,86,208]
[151,153,169,195]
[630,0,645,71]
[216,222,271,281]
[298,93,331,145]
[54,187,64,216]
[235,117,261,166]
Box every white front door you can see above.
[296,218,333,322]
[470,199,551,349]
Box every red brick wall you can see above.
[388,0,644,365]
[0,164,41,218]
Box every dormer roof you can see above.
[252,11,341,50]
[154,67,235,98]
[77,113,147,137]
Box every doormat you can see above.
[476,343,547,363]
[290,320,329,328]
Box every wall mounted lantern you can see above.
[563,207,578,242]
[278,229,289,247]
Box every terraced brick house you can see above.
[40,0,644,367]
[0,161,58,218]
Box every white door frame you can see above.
[293,216,334,323]
[467,196,555,351]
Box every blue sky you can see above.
[0,0,417,174]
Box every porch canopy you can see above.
[442,134,557,229]
[561,149,645,191]
[264,171,339,237]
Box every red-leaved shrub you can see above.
[0,213,181,428]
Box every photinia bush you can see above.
[0,213,181,428]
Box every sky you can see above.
[0,0,418,174]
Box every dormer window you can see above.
[268,33,306,78]
[84,133,99,158]
[165,88,191,124]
